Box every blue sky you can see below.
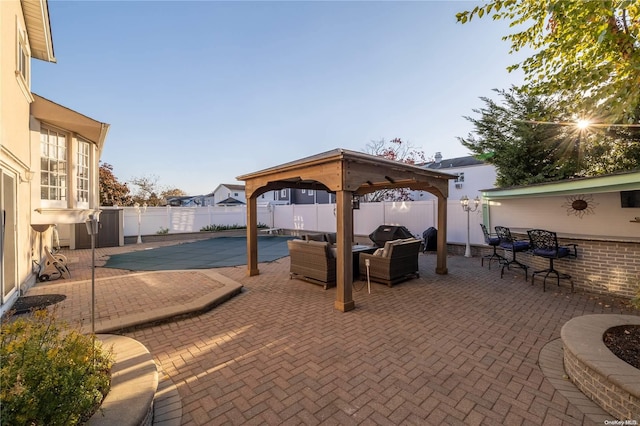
[33,1,525,195]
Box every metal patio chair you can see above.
[480,224,505,269]
[527,229,577,292]
[494,226,530,279]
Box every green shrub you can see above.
[156,227,169,235]
[1,309,113,425]
[200,224,243,232]
[200,223,269,232]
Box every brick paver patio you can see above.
[22,239,640,425]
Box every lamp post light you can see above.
[84,211,101,340]
[460,195,480,258]
[134,202,147,244]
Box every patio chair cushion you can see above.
[500,240,530,251]
[532,246,571,259]
[487,236,500,245]
[382,239,401,257]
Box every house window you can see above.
[77,139,90,203]
[40,127,67,201]
[301,189,306,194]
[308,190,314,196]
[280,189,287,198]
[16,29,29,84]
[455,172,465,183]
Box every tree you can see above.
[99,163,132,206]
[456,1,640,122]
[129,176,187,206]
[363,138,427,201]
[460,88,581,187]
[161,188,187,200]
[129,175,160,205]
[460,88,640,187]
[581,119,640,175]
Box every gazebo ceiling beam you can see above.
[354,181,442,196]
[249,180,331,198]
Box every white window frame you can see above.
[15,20,31,101]
[455,172,465,183]
[280,189,287,198]
[40,126,68,207]
[77,139,90,205]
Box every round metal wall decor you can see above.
[562,194,597,218]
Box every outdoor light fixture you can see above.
[460,195,480,258]
[19,170,34,183]
[352,194,361,210]
[85,211,101,346]
[134,202,147,244]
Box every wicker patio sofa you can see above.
[358,238,421,287]
[302,232,337,245]
[287,239,336,289]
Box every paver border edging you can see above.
[561,314,640,421]
[87,334,158,426]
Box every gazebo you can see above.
[237,148,456,312]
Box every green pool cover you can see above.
[103,236,293,271]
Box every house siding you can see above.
[1,0,108,315]
[1,1,38,311]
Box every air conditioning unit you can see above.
[455,183,463,189]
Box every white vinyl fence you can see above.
[120,201,485,245]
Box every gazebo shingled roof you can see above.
[237,148,456,312]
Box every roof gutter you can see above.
[482,171,640,199]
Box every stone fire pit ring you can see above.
[561,314,640,421]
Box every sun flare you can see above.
[576,119,591,130]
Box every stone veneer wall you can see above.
[473,236,640,299]
[563,347,640,420]
[561,315,640,421]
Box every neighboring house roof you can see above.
[222,183,245,191]
[210,183,245,196]
[31,94,110,153]
[422,156,485,169]
[482,169,640,199]
[216,183,244,191]
[167,196,202,206]
[21,0,56,62]
[217,197,245,205]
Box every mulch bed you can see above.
[10,294,67,315]
[603,325,640,369]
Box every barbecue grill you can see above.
[368,225,414,247]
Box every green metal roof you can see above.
[481,170,640,199]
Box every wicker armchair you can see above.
[287,239,336,289]
[358,239,421,287]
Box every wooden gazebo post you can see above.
[335,190,354,312]
[246,194,259,276]
[436,193,448,275]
